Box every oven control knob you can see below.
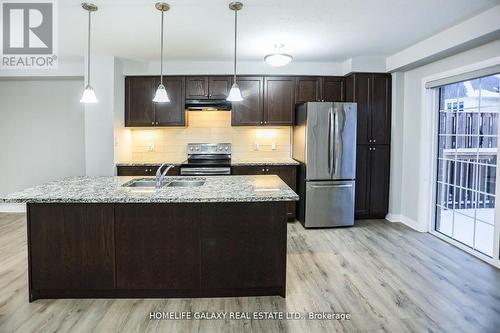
[189,147,193,151]
[225,147,228,151]
[196,147,200,151]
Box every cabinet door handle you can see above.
[151,122,154,125]
[156,122,159,125]
[266,168,269,172]
[262,168,265,172]
[373,147,376,151]
[373,139,376,143]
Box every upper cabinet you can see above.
[125,76,186,127]
[295,77,321,103]
[209,76,232,99]
[154,76,186,126]
[185,76,209,99]
[322,77,344,102]
[232,76,295,126]
[185,76,231,99]
[264,76,295,125]
[345,73,391,145]
[295,76,344,104]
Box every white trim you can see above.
[430,230,500,269]
[385,213,427,232]
[422,57,500,266]
[0,203,26,213]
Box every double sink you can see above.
[123,178,205,188]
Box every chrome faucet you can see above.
[155,163,174,188]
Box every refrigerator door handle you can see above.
[310,184,353,189]
[327,108,332,175]
[330,107,335,177]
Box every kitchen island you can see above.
[2,175,298,301]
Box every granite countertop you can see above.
[116,158,299,167]
[0,175,299,204]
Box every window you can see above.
[435,74,500,257]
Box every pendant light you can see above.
[265,44,293,67]
[153,2,170,103]
[80,3,98,104]
[226,2,243,102]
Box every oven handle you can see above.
[180,167,231,175]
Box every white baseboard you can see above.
[385,213,427,232]
[0,203,26,213]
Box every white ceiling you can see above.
[59,0,499,62]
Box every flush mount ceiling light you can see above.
[80,3,98,104]
[226,2,244,102]
[264,44,293,67]
[153,2,171,103]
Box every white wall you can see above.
[83,56,117,176]
[388,38,500,232]
[0,78,86,197]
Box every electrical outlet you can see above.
[271,142,276,150]
[254,143,260,151]
[148,144,155,152]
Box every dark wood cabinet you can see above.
[115,204,201,290]
[200,202,286,289]
[185,76,209,99]
[264,77,295,125]
[296,77,321,103]
[345,73,391,145]
[117,165,180,176]
[355,145,370,217]
[209,76,232,99]
[125,76,186,127]
[232,165,297,219]
[370,75,392,145]
[355,145,390,219]
[125,76,155,127]
[295,76,344,103]
[28,204,115,292]
[322,77,344,102]
[154,76,186,126]
[185,76,232,100]
[231,76,264,126]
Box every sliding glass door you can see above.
[435,74,500,257]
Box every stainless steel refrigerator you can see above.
[293,102,357,228]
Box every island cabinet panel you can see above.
[114,204,201,290]
[28,203,115,294]
[231,76,264,126]
[200,202,286,290]
[264,76,295,125]
[116,165,180,176]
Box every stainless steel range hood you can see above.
[185,99,232,111]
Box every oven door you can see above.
[180,167,231,176]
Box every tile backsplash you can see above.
[122,111,291,162]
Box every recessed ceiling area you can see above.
[59,0,499,62]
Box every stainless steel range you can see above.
[180,143,232,176]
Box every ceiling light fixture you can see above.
[80,3,98,104]
[226,2,244,102]
[264,44,293,67]
[153,2,171,103]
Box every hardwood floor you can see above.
[0,212,499,333]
